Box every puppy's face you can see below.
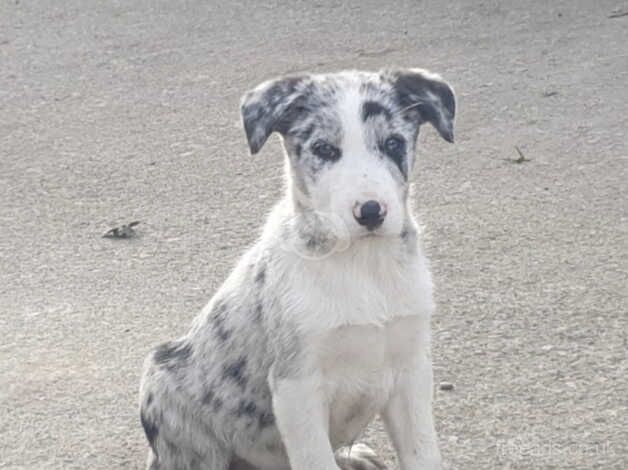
[241,69,455,240]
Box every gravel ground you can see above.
[1,1,626,469]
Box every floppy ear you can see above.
[386,68,456,143]
[240,75,307,154]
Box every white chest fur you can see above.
[260,218,436,450]
[317,315,430,447]
[271,233,435,329]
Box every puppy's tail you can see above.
[335,443,387,470]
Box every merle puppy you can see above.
[139,68,456,470]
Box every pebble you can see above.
[440,382,455,391]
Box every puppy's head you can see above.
[241,69,455,240]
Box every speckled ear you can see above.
[240,75,308,154]
[385,68,456,143]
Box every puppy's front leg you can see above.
[271,373,340,470]
[382,351,442,470]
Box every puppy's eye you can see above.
[311,140,341,161]
[380,135,407,178]
[383,135,405,156]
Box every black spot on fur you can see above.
[146,393,153,406]
[400,225,417,249]
[140,409,159,455]
[274,104,312,137]
[154,340,192,370]
[306,237,319,249]
[258,411,275,428]
[202,390,214,406]
[288,123,315,143]
[253,302,263,322]
[211,302,232,341]
[213,397,223,412]
[255,267,266,285]
[362,101,391,121]
[222,357,248,389]
[300,224,336,255]
[236,400,257,417]
[265,442,281,453]
[294,143,302,158]
[216,325,231,341]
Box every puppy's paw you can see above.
[335,443,387,470]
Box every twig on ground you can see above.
[609,10,628,18]
[502,146,532,164]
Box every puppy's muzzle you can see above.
[353,200,387,231]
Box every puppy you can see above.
[139,68,455,470]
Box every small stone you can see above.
[439,382,455,391]
[103,221,140,239]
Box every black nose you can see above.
[356,200,385,230]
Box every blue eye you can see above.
[384,135,405,155]
[380,135,407,179]
[311,140,341,161]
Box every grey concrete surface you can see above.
[1,1,626,468]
